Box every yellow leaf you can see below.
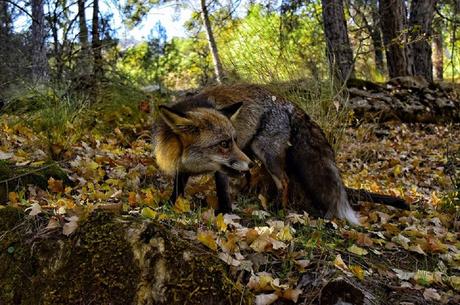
[393,164,402,176]
[143,189,157,206]
[216,213,227,232]
[48,177,64,193]
[258,194,268,210]
[141,207,157,219]
[348,244,368,256]
[334,254,349,271]
[174,196,191,213]
[8,192,18,203]
[430,191,441,205]
[449,276,460,291]
[128,192,138,206]
[350,265,365,281]
[197,230,217,251]
[276,226,293,241]
[282,288,302,303]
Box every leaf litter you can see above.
[1,112,459,304]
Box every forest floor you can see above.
[0,108,459,304]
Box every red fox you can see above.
[153,84,408,224]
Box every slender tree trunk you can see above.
[409,0,436,82]
[432,18,443,81]
[200,0,224,84]
[0,0,11,35]
[379,0,412,78]
[0,0,12,90]
[321,0,355,82]
[77,0,91,79]
[369,0,385,74]
[92,0,102,99]
[31,0,49,83]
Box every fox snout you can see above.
[229,158,254,171]
[225,147,253,173]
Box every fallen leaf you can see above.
[63,216,79,236]
[392,268,414,281]
[0,151,13,160]
[423,288,441,301]
[141,207,157,219]
[334,254,349,272]
[350,265,365,281]
[449,276,460,291]
[282,288,302,303]
[46,216,61,230]
[216,213,227,232]
[258,194,268,210]
[348,244,368,256]
[48,177,64,193]
[26,203,42,216]
[255,293,278,305]
[408,244,427,255]
[174,196,191,213]
[8,192,18,204]
[197,230,217,251]
[276,225,294,241]
[218,252,241,267]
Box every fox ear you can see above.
[159,105,195,134]
[220,102,243,122]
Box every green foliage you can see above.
[219,4,327,83]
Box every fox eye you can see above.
[220,140,230,149]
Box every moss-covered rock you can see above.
[0,208,253,305]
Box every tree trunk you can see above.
[370,0,385,74]
[31,0,49,83]
[92,0,102,99]
[0,0,11,36]
[379,0,412,78]
[200,0,225,84]
[77,0,91,79]
[432,18,443,81]
[0,0,11,90]
[408,0,436,83]
[321,0,355,82]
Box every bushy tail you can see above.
[346,188,410,210]
[286,110,360,225]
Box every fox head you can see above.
[156,103,253,175]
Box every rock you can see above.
[387,76,429,90]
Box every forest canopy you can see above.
[0,0,459,97]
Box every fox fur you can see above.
[153,84,409,224]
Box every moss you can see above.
[134,221,253,305]
[0,209,251,305]
[0,209,140,305]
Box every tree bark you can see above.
[92,0,102,99]
[0,0,11,36]
[321,0,355,83]
[77,0,91,79]
[31,0,49,83]
[379,0,412,78]
[408,0,436,82]
[369,0,385,74]
[200,0,225,84]
[432,18,443,81]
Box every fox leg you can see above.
[250,142,289,211]
[169,172,189,204]
[215,171,232,214]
